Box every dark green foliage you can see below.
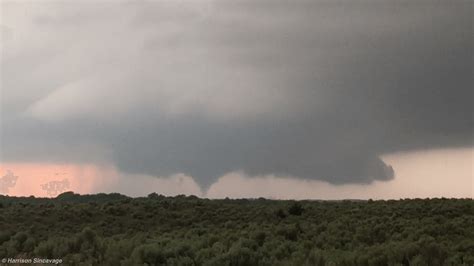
[0,194,473,265]
[288,202,304,216]
[274,208,287,219]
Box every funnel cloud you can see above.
[1,0,472,189]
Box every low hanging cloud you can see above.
[1,0,472,189]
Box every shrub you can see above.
[288,202,304,216]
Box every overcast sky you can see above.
[1,0,472,196]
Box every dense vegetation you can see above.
[0,193,473,265]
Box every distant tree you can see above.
[288,202,304,216]
[147,192,160,199]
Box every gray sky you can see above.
[1,0,472,190]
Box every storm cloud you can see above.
[1,0,472,189]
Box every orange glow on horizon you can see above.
[1,147,472,199]
[0,163,118,197]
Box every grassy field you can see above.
[0,193,473,265]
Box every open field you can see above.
[0,193,473,265]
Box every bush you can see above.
[288,202,304,216]
[129,244,166,265]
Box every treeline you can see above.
[0,193,473,265]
